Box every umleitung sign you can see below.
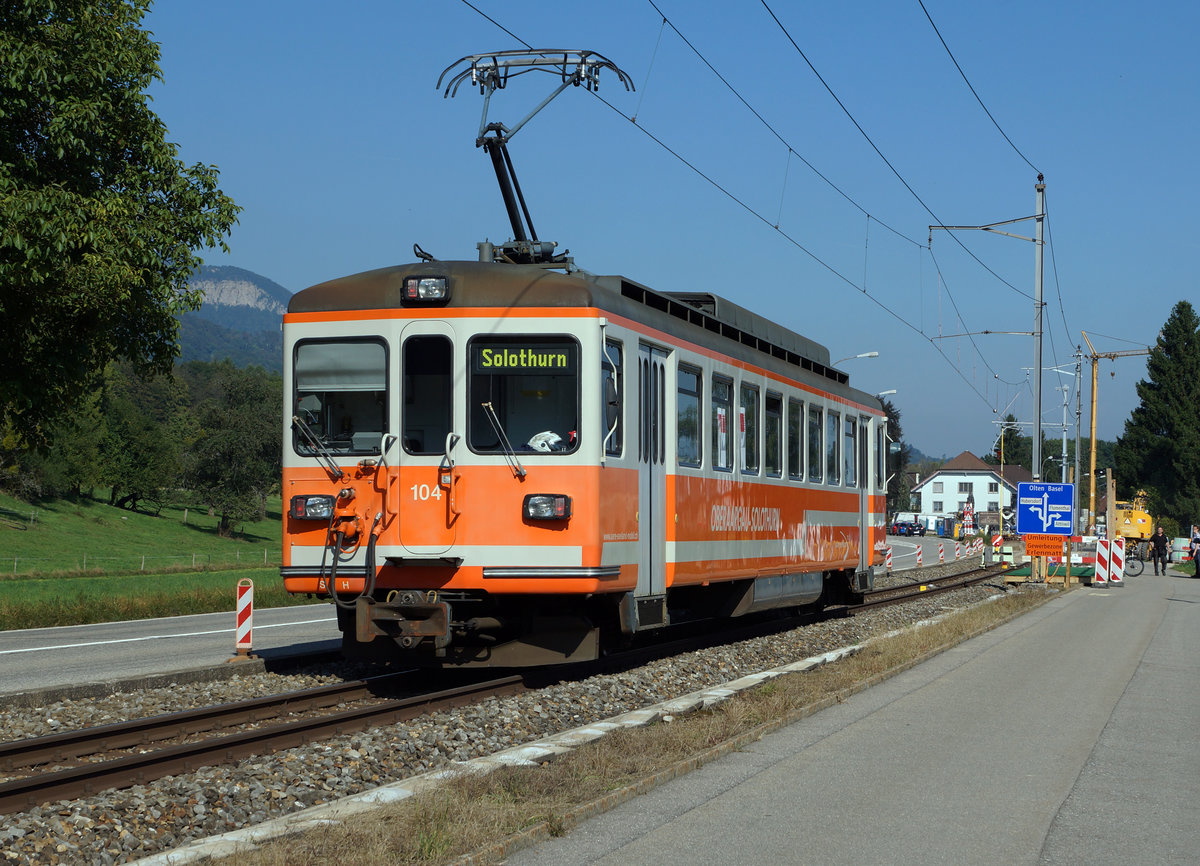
[1023,533,1066,557]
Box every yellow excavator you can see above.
[1112,493,1154,552]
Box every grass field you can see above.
[0,491,314,630]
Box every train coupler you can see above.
[355,593,450,649]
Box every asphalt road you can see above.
[0,604,340,697]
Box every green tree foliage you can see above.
[1115,301,1200,524]
[881,398,911,514]
[0,0,239,444]
[182,362,281,536]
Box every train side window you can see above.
[787,398,803,481]
[711,376,733,472]
[764,392,782,477]
[843,416,856,487]
[603,341,622,457]
[293,338,387,456]
[825,410,840,485]
[467,336,579,454]
[677,365,702,467]
[739,383,759,475]
[807,405,822,483]
[402,335,452,455]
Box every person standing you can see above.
[1148,525,1170,575]
[1191,526,1200,577]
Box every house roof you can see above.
[911,452,1033,491]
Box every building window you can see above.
[932,500,943,512]
[933,481,943,493]
[958,500,968,512]
[988,481,999,493]
[913,494,921,511]
[988,501,999,512]
[958,481,971,494]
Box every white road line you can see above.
[0,617,336,656]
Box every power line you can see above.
[917,0,1041,175]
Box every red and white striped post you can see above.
[938,542,945,563]
[1094,540,1110,587]
[1109,537,1125,586]
[236,578,254,655]
[916,545,923,567]
[954,541,961,560]
[885,545,893,573]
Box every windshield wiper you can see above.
[481,402,526,479]
[292,414,347,482]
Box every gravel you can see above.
[0,562,1015,865]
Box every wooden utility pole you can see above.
[1081,332,1151,532]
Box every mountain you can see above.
[178,265,290,371]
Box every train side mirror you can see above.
[604,378,619,431]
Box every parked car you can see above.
[889,520,926,537]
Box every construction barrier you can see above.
[916,545,923,567]
[885,545,893,572]
[938,542,945,563]
[955,541,961,560]
[1110,538,1125,586]
[236,578,254,654]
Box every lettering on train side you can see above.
[709,505,782,533]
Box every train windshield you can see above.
[293,339,387,455]
[468,336,579,453]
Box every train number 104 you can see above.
[410,483,444,502]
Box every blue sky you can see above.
[143,1,1199,462]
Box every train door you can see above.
[398,321,458,554]
[858,416,870,573]
[637,344,668,608]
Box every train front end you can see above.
[280,261,632,667]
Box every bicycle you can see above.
[1124,540,1145,576]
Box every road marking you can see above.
[0,617,336,656]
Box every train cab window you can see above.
[293,338,387,455]
[787,399,803,481]
[711,376,733,472]
[467,337,579,454]
[807,405,823,483]
[739,384,759,474]
[825,410,840,485]
[843,416,856,487]
[765,392,782,477]
[603,341,623,457]
[402,335,452,455]
[677,366,701,467]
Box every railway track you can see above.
[0,565,1002,816]
[0,674,527,816]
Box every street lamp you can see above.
[876,389,897,398]
[833,351,878,365]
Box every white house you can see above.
[910,451,1032,529]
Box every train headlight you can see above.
[523,494,572,521]
[402,275,449,304]
[290,495,335,520]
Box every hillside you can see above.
[178,265,290,371]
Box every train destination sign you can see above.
[1016,482,1075,536]
[472,344,577,374]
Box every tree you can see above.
[0,0,239,445]
[183,362,280,536]
[1115,301,1200,524]
[881,398,911,515]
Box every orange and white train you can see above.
[281,256,887,666]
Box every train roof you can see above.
[290,260,880,410]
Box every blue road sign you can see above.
[1016,482,1075,536]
